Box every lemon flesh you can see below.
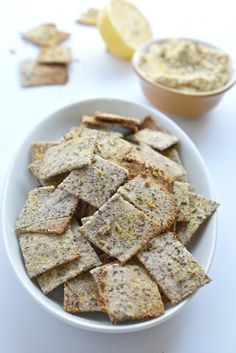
[98,0,152,60]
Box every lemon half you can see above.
[98,0,152,60]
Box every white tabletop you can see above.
[0,0,236,352]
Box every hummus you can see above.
[138,39,230,93]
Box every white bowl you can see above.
[1,98,217,333]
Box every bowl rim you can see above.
[1,98,218,333]
[132,37,236,97]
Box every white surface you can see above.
[0,0,235,351]
[2,98,217,333]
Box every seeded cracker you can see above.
[64,272,102,313]
[162,147,188,182]
[91,263,164,323]
[80,194,160,262]
[139,115,168,132]
[127,128,179,151]
[20,60,68,87]
[15,186,78,235]
[19,226,80,278]
[39,137,96,180]
[59,156,128,208]
[22,23,69,46]
[176,192,219,245]
[94,111,141,129]
[77,8,100,26]
[37,221,101,293]
[124,144,186,180]
[137,232,211,304]
[38,46,72,64]
[118,176,177,231]
[95,135,133,162]
[173,181,190,222]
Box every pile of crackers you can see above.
[20,24,72,87]
[15,112,218,324]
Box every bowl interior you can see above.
[2,98,217,333]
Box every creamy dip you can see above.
[138,39,230,93]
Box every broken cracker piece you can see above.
[15,186,78,235]
[64,272,101,313]
[38,46,72,64]
[22,23,69,46]
[127,128,179,151]
[91,263,164,323]
[176,192,219,245]
[37,221,101,293]
[76,8,100,26]
[20,60,68,87]
[137,232,211,305]
[80,193,161,263]
[59,155,128,208]
[19,226,80,278]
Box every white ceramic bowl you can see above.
[1,98,217,333]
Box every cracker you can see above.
[59,156,128,208]
[28,160,67,187]
[37,221,101,293]
[80,193,161,263]
[39,137,96,180]
[15,186,78,235]
[32,141,60,162]
[139,115,168,132]
[95,135,133,162]
[124,144,186,180]
[162,147,188,182]
[127,128,179,151]
[94,111,141,128]
[76,8,100,26]
[176,192,219,245]
[38,46,72,64]
[19,226,80,278]
[91,263,164,323]
[173,181,190,222]
[137,232,211,305]
[22,23,69,46]
[64,272,101,313]
[20,60,68,87]
[118,176,177,231]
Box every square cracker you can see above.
[80,193,161,263]
[173,181,190,222]
[76,8,100,26]
[19,226,80,278]
[20,60,68,87]
[137,231,211,305]
[124,144,186,180]
[39,137,96,180]
[59,156,128,208]
[22,23,69,47]
[95,135,133,162]
[176,192,219,245]
[37,221,101,293]
[38,46,72,64]
[91,263,164,323]
[15,186,78,235]
[127,128,179,151]
[64,272,101,313]
[117,175,178,231]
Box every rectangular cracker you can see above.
[127,128,179,151]
[15,186,78,235]
[91,263,164,323]
[37,221,101,293]
[64,272,101,313]
[94,111,141,128]
[22,23,69,46]
[38,46,72,64]
[117,175,178,231]
[20,60,68,87]
[173,181,190,222]
[80,193,161,263]
[137,231,211,305]
[176,192,219,245]
[124,144,186,180]
[59,156,128,208]
[19,226,80,278]
[162,147,188,182]
[39,137,96,180]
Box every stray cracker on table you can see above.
[15,112,218,324]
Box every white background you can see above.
[0,0,236,352]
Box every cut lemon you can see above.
[98,0,152,60]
